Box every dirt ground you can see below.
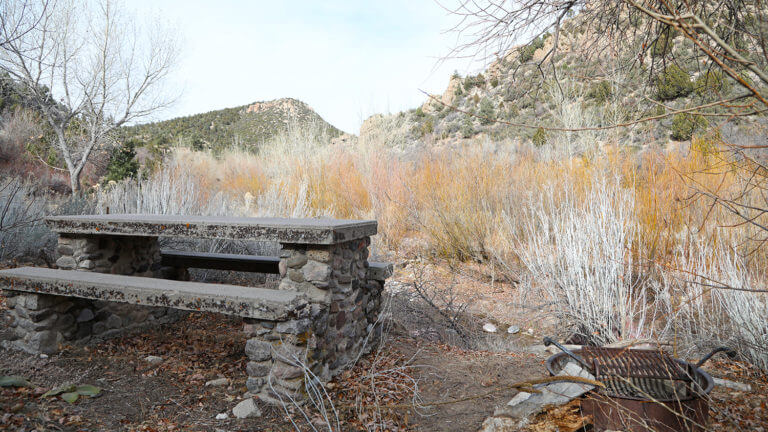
[2,260,767,431]
[0,310,546,431]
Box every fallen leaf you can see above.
[75,384,101,397]
[61,392,79,403]
[0,376,32,388]
[43,384,75,398]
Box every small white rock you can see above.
[144,355,163,365]
[714,377,752,392]
[39,353,49,359]
[507,325,520,334]
[526,328,534,335]
[205,377,229,387]
[215,413,229,420]
[232,398,261,419]
[482,323,498,333]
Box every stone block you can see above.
[246,377,266,393]
[57,244,74,256]
[78,260,95,270]
[246,361,271,377]
[106,314,123,329]
[303,261,331,283]
[271,362,303,380]
[56,256,77,269]
[274,377,303,391]
[17,313,57,331]
[287,269,305,283]
[275,319,310,335]
[92,321,107,335]
[286,253,308,269]
[21,294,65,311]
[306,249,332,263]
[26,330,61,354]
[245,339,272,362]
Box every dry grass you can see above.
[94,119,768,371]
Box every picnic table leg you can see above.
[241,236,385,403]
[55,234,163,276]
[1,291,78,354]
[36,234,185,349]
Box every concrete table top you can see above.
[45,214,377,245]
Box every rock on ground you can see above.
[232,398,261,419]
[144,355,163,365]
[482,323,497,333]
[205,377,229,387]
[479,362,596,431]
[714,377,752,392]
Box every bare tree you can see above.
[441,0,768,105]
[0,0,179,194]
[0,0,49,49]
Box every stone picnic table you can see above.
[0,214,392,404]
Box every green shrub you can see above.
[104,139,139,182]
[532,127,547,146]
[460,117,475,138]
[695,70,731,96]
[671,113,707,141]
[651,28,676,58]
[463,73,485,90]
[421,116,435,135]
[656,64,694,101]
[490,77,499,87]
[519,34,547,63]
[587,81,612,104]
[478,98,496,125]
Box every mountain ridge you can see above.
[123,97,342,153]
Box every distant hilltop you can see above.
[123,97,342,152]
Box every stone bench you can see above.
[158,249,393,281]
[0,214,393,404]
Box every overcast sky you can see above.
[130,1,478,134]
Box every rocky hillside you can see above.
[123,98,342,153]
[380,15,765,148]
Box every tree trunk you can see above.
[69,169,81,195]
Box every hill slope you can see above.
[376,14,765,148]
[124,98,342,152]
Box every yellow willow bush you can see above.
[96,128,768,368]
[122,129,765,275]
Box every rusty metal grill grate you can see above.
[580,347,699,401]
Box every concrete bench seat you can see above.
[0,267,308,320]
[158,249,394,281]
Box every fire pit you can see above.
[545,340,732,432]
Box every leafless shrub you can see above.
[510,176,664,345]
[273,302,424,432]
[0,176,52,260]
[662,242,768,372]
[390,265,477,348]
[0,109,39,166]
